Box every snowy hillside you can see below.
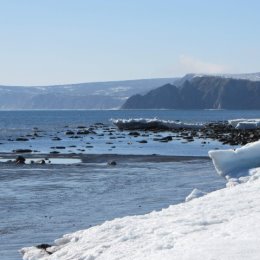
[0,78,176,109]
[183,72,260,83]
[21,140,260,260]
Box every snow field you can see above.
[21,177,260,260]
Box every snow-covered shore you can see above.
[228,118,260,129]
[209,140,260,185]
[21,141,260,260]
[112,118,203,130]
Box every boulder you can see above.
[16,156,26,164]
[108,161,117,166]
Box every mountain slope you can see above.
[122,75,260,109]
[0,78,177,109]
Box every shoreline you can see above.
[0,153,210,164]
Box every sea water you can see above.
[1,110,260,260]
[1,109,260,156]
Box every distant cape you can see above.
[0,78,176,110]
[122,75,260,109]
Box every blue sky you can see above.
[0,0,260,85]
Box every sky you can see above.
[0,0,260,86]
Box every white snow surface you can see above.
[209,140,260,185]
[21,177,260,260]
[192,72,260,82]
[21,141,260,260]
[185,188,207,202]
[112,118,203,130]
[228,118,260,129]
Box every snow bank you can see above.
[185,188,207,202]
[112,118,203,130]
[21,141,260,260]
[21,178,260,260]
[228,118,260,129]
[209,140,260,185]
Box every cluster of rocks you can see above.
[199,122,260,145]
[3,121,260,161]
[117,121,260,146]
[12,156,49,165]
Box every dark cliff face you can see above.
[122,84,180,109]
[122,76,260,109]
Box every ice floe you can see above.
[209,140,260,185]
[228,118,260,129]
[112,118,203,130]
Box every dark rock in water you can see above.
[184,136,194,142]
[50,151,60,154]
[16,156,26,164]
[154,136,173,142]
[69,135,81,139]
[108,161,117,166]
[13,149,32,153]
[129,131,140,136]
[77,126,86,129]
[16,137,29,141]
[138,140,148,143]
[36,159,46,164]
[160,136,173,142]
[65,130,75,135]
[50,146,66,149]
[52,137,61,141]
[77,130,90,135]
[94,122,104,126]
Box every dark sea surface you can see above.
[1,110,260,260]
[1,109,260,130]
